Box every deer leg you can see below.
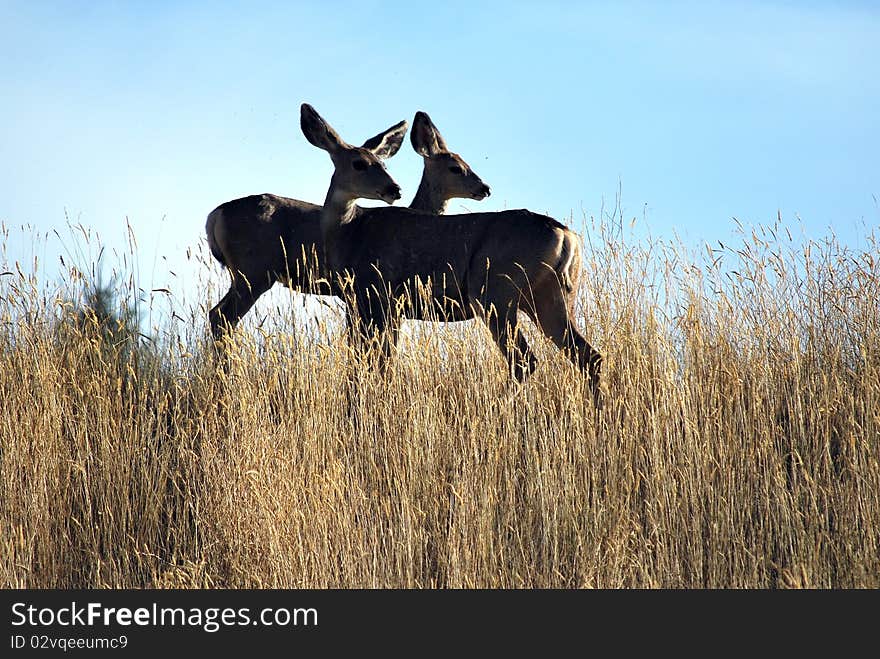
[347,287,403,375]
[484,309,537,383]
[209,275,273,341]
[346,302,384,366]
[531,285,602,400]
[375,314,400,376]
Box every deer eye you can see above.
[449,164,463,175]
[352,159,368,171]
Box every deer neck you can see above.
[320,185,358,241]
[319,186,359,274]
[410,175,447,215]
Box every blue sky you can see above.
[1,1,878,325]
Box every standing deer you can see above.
[300,103,601,393]
[206,112,490,339]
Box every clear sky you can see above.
[2,1,878,326]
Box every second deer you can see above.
[300,103,602,395]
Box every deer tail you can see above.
[205,207,227,266]
[555,229,581,293]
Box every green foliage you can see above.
[73,275,141,352]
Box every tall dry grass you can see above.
[1,213,878,588]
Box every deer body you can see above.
[326,205,579,324]
[208,194,326,288]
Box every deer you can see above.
[205,111,490,339]
[299,103,602,395]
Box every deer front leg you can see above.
[209,274,274,341]
[484,310,538,383]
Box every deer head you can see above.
[411,110,491,204]
[300,103,406,207]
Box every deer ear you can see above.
[300,103,346,153]
[361,119,408,160]
[410,111,448,157]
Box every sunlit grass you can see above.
[1,213,878,588]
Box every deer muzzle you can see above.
[380,183,402,204]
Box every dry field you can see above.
[2,214,878,588]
